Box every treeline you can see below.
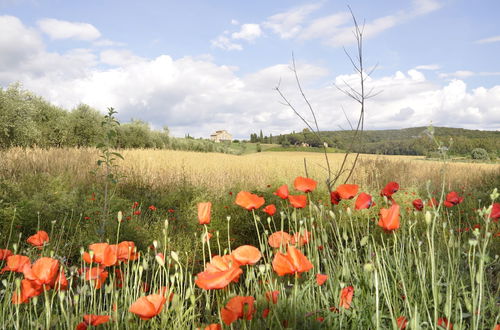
[277,127,499,157]
[0,84,232,153]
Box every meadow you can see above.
[0,148,499,329]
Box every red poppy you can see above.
[76,314,111,329]
[265,290,279,304]
[83,267,108,289]
[195,256,243,290]
[380,181,399,199]
[198,202,212,225]
[330,191,341,205]
[397,316,408,329]
[355,192,375,210]
[1,255,31,273]
[231,245,262,266]
[412,199,424,211]
[428,198,439,208]
[437,317,453,329]
[490,203,500,221]
[339,286,354,309]
[263,204,276,216]
[288,195,307,208]
[133,210,141,215]
[235,191,265,211]
[272,245,313,276]
[268,231,292,248]
[293,176,317,193]
[132,201,139,208]
[0,249,12,260]
[12,279,43,304]
[378,204,400,231]
[291,230,311,246]
[27,230,49,247]
[129,294,167,320]
[316,274,328,286]
[148,205,157,211]
[262,308,270,319]
[274,185,289,199]
[204,324,222,330]
[443,191,464,208]
[23,257,60,286]
[83,243,118,267]
[336,184,359,200]
[117,241,139,261]
[203,233,213,242]
[220,296,255,325]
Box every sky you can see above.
[1,0,499,139]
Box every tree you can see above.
[68,104,103,147]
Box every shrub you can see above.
[471,148,489,160]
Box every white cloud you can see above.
[263,3,322,39]
[231,24,262,41]
[92,39,126,47]
[100,49,144,67]
[37,18,101,40]
[439,71,500,79]
[211,35,243,51]
[475,35,500,44]
[415,64,440,70]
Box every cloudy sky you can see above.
[1,0,499,138]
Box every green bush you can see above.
[471,148,489,160]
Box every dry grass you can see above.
[1,148,499,195]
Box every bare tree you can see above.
[275,7,380,192]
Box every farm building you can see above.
[210,130,232,142]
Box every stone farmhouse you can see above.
[210,130,232,143]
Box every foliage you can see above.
[471,148,489,160]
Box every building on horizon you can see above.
[210,130,232,143]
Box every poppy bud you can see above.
[425,211,432,225]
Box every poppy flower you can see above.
[12,279,43,304]
[265,290,279,304]
[262,308,270,319]
[336,184,359,200]
[27,230,49,247]
[235,191,265,211]
[117,241,139,261]
[23,257,60,286]
[274,185,289,199]
[148,205,157,211]
[428,198,439,208]
[355,193,375,210]
[1,255,31,273]
[330,191,341,205]
[202,232,213,243]
[0,249,12,260]
[84,243,118,267]
[263,204,276,216]
[443,191,464,208]
[231,245,261,266]
[490,203,500,221]
[268,231,292,248]
[198,202,212,225]
[220,296,255,325]
[291,230,311,246]
[204,324,222,330]
[195,256,243,290]
[76,315,111,330]
[378,204,400,231]
[294,176,317,193]
[396,316,408,329]
[339,286,354,309]
[412,199,424,211]
[83,267,108,289]
[288,195,307,209]
[272,245,313,276]
[129,294,167,320]
[437,317,453,329]
[380,182,399,200]
[133,210,141,215]
[316,274,328,286]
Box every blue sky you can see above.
[1,0,499,138]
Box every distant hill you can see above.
[274,127,499,157]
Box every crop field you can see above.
[0,148,499,329]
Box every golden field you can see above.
[2,147,499,194]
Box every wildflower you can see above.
[231,245,261,266]
[428,198,439,208]
[443,191,464,208]
[1,255,31,273]
[12,279,42,304]
[262,308,270,318]
[294,176,317,193]
[132,201,139,209]
[117,241,139,261]
[83,267,108,289]
[263,204,276,216]
[380,181,399,201]
[272,245,313,276]
[490,203,500,220]
[316,274,328,286]
[291,230,310,246]
[133,210,141,215]
[202,232,213,243]
[83,243,117,267]
[198,202,212,225]
[330,191,341,205]
[437,317,453,329]
[288,195,307,208]
[0,249,13,260]
[203,324,222,330]
[148,205,157,211]
[412,199,424,211]
[274,185,289,199]
[396,316,408,329]
[355,193,375,210]
[220,296,255,325]
[336,184,359,200]
[76,315,111,330]
[168,208,175,213]
[268,231,292,248]
[129,294,167,320]
[195,255,243,290]
[339,286,354,309]
[23,257,60,286]
[27,230,49,247]
[378,204,400,231]
[265,290,279,304]
[235,191,265,210]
